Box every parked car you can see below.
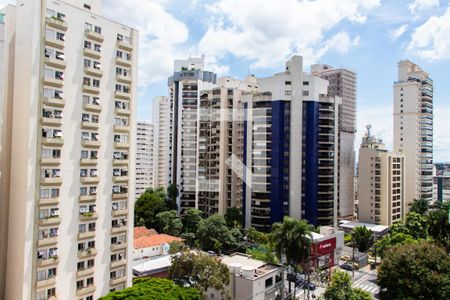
[340,263,354,271]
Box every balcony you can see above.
[112,193,128,200]
[39,197,59,206]
[116,74,132,84]
[115,57,131,67]
[113,176,128,183]
[80,158,97,166]
[114,108,131,116]
[113,159,129,166]
[83,103,102,113]
[82,85,100,94]
[37,256,59,268]
[36,277,56,289]
[113,142,130,149]
[40,157,60,166]
[43,97,65,108]
[41,117,62,127]
[44,36,64,49]
[117,40,133,51]
[37,237,58,247]
[77,267,94,278]
[110,260,126,269]
[46,16,68,31]
[114,91,131,100]
[83,48,101,59]
[80,177,99,184]
[112,209,128,217]
[110,276,126,286]
[81,121,99,130]
[76,284,96,297]
[38,216,61,226]
[78,231,95,240]
[85,29,104,42]
[43,76,63,88]
[111,226,127,234]
[113,125,130,133]
[77,248,97,259]
[44,57,66,69]
[81,140,100,148]
[84,67,103,78]
[110,242,127,251]
[40,177,62,185]
[79,212,98,221]
[79,195,96,203]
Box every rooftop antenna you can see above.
[366,124,372,137]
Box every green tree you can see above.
[168,240,189,254]
[375,232,418,258]
[246,245,278,264]
[99,277,202,299]
[134,187,168,229]
[166,183,179,211]
[378,242,450,300]
[409,198,429,215]
[182,208,203,234]
[427,201,450,249]
[404,212,428,239]
[224,207,243,228]
[322,270,372,300]
[170,251,231,299]
[351,226,374,253]
[247,227,269,245]
[156,210,183,236]
[269,216,313,270]
[196,215,237,252]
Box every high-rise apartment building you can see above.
[1,1,138,299]
[358,126,404,226]
[135,121,154,197]
[393,60,433,212]
[168,56,216,213]
[197,76,257,217]
[152,95,172,189]
[242,56,341,231]
[311,64,356,220]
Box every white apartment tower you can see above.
[135,121,154,197]
[168,56,217,213]
[152,95,172,189]
[358,126,404,226]
[311,64,357,219]
[393,60,433,212]
[1,1,138,299]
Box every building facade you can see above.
[152,95,172,189]
[358,126,404,226]
[1,1,137,299]
[168,56,216,213]
[393,60,433,212]
[433,165,450,203]
[311,64,357,220]
[135,121,154,197]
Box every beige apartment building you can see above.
[358,126,404,226]
[393,60,433,212]
[0,0,138,299]
[135,121,154,197]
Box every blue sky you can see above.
[1,0,449,161]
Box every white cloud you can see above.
[357,105,393,152]
[408,0,439,14]
[0,0,14,8]
[198,0,380,69]
[103,0,189,86]
[407,5,450,60]
[389,24,408,40]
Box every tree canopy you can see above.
[408,198,429,215]
[169,251,231,299]
[134,187,168,229]
[224,207,243,228]
[322,270,372,300]
[269,216,313,270]
[196,215,238,252]
[99,277,202,300]
[351,226,374,252]
[377,242,450,300]
[156,210,183,236]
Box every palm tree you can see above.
[351,226,374,252]
[409,198,429,215]
[269,216,314,270]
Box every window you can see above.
[285,90,291,96]
[303,90,309,96]
[84,4,91,10]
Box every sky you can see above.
[1,0,450,161]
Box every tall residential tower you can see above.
[1,1,138,299]
[393,60,433,212]
[135,121,154,196]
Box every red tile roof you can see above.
[133,226,183,249]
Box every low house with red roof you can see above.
[132,226,183,265]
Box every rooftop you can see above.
[221,253,281,280]
[339,221,389,234]
[134,227,183,249]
